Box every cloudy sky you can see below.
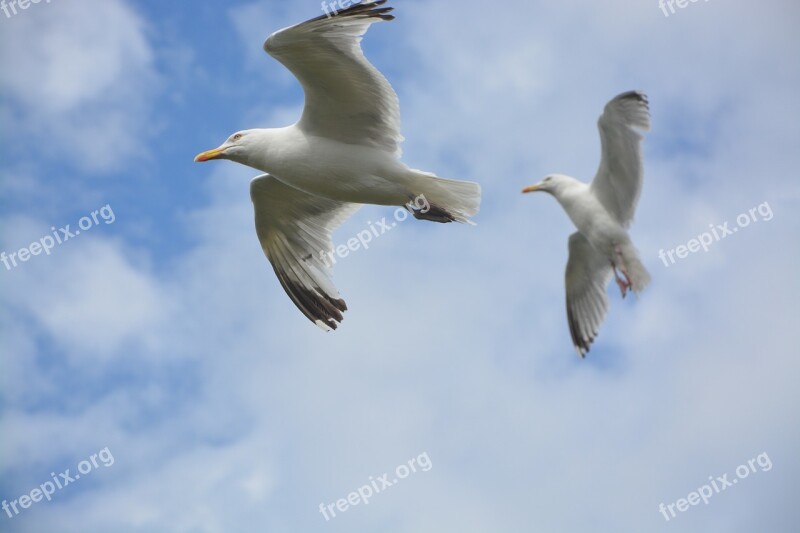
[1,0,798,531]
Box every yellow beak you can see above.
[521,184,541,194]
[194,146,226,162]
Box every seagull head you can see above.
[194,130,259,164]
[521,174,575,196]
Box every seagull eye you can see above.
[232,133,243,142]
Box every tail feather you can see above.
[406,169,481,225]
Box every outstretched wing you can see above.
[264,1,403,155]
[251,175,361,331]
[590,91,651,228]
[565,233,614,357]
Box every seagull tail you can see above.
[405,169,482,225]
[619,240,651,293]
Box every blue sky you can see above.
[1,0,799,531]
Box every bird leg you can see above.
[405,195,456,223]
[613,265,631,299]
[613,245,633,298]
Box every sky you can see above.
[1,0,799,531]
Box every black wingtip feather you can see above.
[272,267,347,331]
[617,90,650,111]
[310,0,396,23]
[567,305,595,359]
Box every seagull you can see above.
[522,91,652,357]
[195,1,481,331]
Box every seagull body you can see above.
[523,91,652,357]
[195,1,481,331]
[224,127,426,206]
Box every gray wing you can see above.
[565,233,614,357]
[251,175,361,331]
[590,91,651,228]
[263,1,403,155]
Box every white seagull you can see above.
[522,91,652,357]
[195,1,481,331]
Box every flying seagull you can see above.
[195,1,481,331]
[522,91,652,357]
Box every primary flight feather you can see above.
[195,1,481,331]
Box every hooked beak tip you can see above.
[522,185,540,194]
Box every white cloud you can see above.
[0,0,158,172]
[1,215,167,362]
